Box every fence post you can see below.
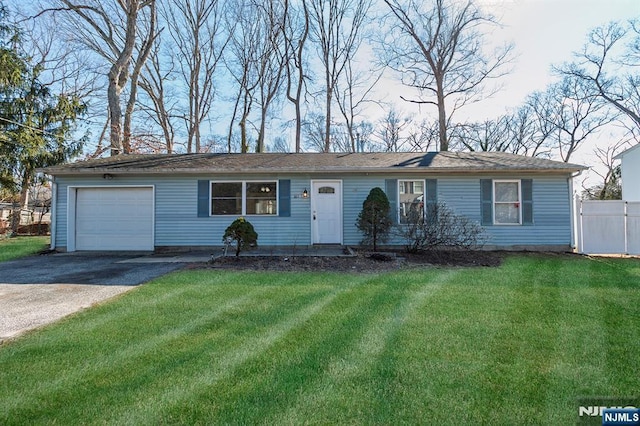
[624,201,628,255]
[575,195,583,254]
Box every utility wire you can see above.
[0,115,87,148]
[0,115,58,137]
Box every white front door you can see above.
[311,180,342,244]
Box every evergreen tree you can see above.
[356,187,392,252]
[0,3,86,235]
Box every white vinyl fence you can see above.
[577,200,640,255]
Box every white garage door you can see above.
[75,187,154,251]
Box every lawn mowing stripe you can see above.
[0,284,277,423]
[1,255,638,425]
[269,269,458,425]
[198,273,413,424]
[359,268,507,424]
[478,255,564,423]
[104,273,373,425]
[602,289,640,392]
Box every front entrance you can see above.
[311,180,342,244]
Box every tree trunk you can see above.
[107,67,125,156]
[324,89,332,152]
[437,84,448,151]
[107,1,142,155]
[11,173,31,236]
[257,109,267,152]
[124,2,156,154]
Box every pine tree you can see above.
[356,187,392,252]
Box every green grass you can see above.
[0,254,638,424]
[0,235,49,262]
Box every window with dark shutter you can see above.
[385,179,398,224]
[480,179,493,226]
[197,180,210,217]
[521,179,533,225]
[279,180,291,217]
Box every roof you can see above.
[41,152,586,175]
[613,143,640,160]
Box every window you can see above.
[246,182,276,215]
[211,182,242,215]
[399,180,424,224]
[210,181,277,216]
[318,186,335,194]
[493,180,521,224]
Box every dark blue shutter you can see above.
[385,179,398,224]
[197,180,210,217]
[480,179,493,226]
[521,179,533,225]
[425,179,438,223]
[425,179,437,205]
[279,179,291,217]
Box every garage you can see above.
[72,187,154,251]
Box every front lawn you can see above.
[0,254,638,424]
[0,235,49,262]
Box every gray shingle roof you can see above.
[41,152,586,175]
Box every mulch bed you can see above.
[206,249,503,273]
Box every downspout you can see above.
[50,176,57,250]
[568,170,583,252]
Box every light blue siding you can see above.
[153,176,313,246]
[54,175,314,249]
[439,176,572,247]
[342,177,386,245]
[54,181,67,249]
[52,173,573,250]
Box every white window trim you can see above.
[493,179,522,225]
[210,180,278,216]
[398,179,425,224]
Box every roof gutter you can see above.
[40,167,587,176]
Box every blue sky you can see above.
[465,0,640,120]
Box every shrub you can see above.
[396,202,486,253]
[223,217,258,256]
[356,187,392,252]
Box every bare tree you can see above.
[225,0,286,153]
[283,0,310,153]
[307,0,372,152]
[225,0,260,153]
[123,1,157,154]
[42,0,157,156]
[451,116,512,152]
[254,0,287,153]
[531,76,615,162]
[335,53,383,152]
[302,111,327,152]
[559,20,640,131]
[505,103,554,157]
[582,139,629,200]
[269,136,290,153]
[372,107,410,152]
[138,40,177,153]
[383,0,513,151]
[162,0,228,153]
[404,119,439,152]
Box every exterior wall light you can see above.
[302,188,309,198]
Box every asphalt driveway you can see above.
[0,253,186,342]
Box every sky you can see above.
[373,0,639,188]
[463,0,639,119]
